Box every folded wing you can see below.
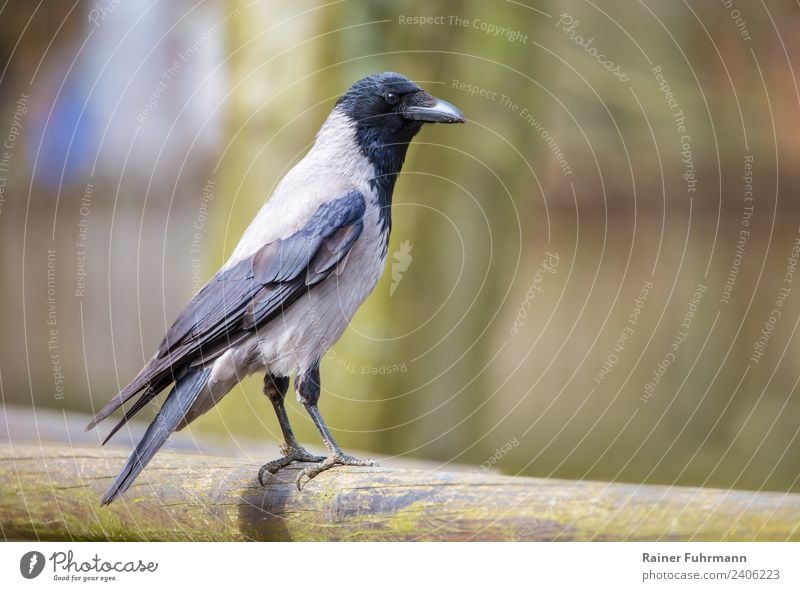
[87,190,366,436]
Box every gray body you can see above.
[88,71,465,504]
[183,110,386,424]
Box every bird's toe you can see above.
[294,453,378,490]
[258,445,327,485]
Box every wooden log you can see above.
[1,443,798,541]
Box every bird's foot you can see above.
[296,453,376,490]
[258,443,325,485]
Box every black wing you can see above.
[87,191,366,434]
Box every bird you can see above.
[87,71,465,505]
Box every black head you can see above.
[336,72,465,144]
[334,72,464,245]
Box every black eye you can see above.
[384,92,399,106]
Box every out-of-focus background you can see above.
[1,0,799,492]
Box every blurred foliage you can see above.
[2,0,800,492]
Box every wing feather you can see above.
[87,191,367,433]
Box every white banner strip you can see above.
[1,542,798,590]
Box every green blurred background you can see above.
[2,0,800,492]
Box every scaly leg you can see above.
[294,362,376,490]
[258,373,324,485]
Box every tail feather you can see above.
[100,391,155,446]
[100,373,175,445]
[100,368,211,505]
[86,361,184,433]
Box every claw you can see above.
[296,470,311,491]
[257,464,272,486]
[258,458,294,485]
[258,445,326,485]
[293,453,376,491]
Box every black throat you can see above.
[353,121,421,252]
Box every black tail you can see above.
[100,368,211,505]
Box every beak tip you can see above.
[441,109,466,125]
[405,98,466,124]
[432,99,465,124]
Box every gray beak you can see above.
[404,93,465,124]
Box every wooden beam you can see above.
[1,444,798,541]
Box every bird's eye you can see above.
[384,92,399,106]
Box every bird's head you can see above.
[335,72,465,146]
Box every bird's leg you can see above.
[258,374,324,485]
[294,362,376,490]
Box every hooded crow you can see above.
[87,72,465,504]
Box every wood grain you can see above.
[1,443,798,541]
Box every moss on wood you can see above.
[1,444,799,541]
